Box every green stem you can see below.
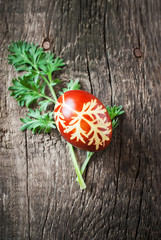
[40,74,58,102]
[40,93,56,103]
[68,143,86,189]
[76,151,94,182]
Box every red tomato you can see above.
[54,90,112,152]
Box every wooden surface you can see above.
[0,0,161,239]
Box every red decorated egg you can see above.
[54,90,112,152]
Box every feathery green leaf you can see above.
[59,79,81,95]
[106,105,124,120]
[106,105,124,129]
[8,41,65,78]
[20,109,56,134]
[8,76,55,107]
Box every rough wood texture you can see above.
[0,0,161,239]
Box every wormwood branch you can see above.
[8,40,124,190]
[8,41,65,129]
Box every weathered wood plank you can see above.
[0,0,161,239]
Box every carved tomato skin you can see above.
[54,90,112,152]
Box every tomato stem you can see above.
[68,143,86,189]
[76,151,94,182]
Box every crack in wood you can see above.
[41,198,51,240]
[135,180,144,240]
[125,184,132,239]
[103,0,113,106]
[86,48,93,94]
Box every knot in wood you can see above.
[43,41,50,50]
[134,48,143,58]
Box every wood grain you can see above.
[0,0,161,239]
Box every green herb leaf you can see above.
[20,109,56,134]
[111,118,119,129]
[38,100,51,111]
[25,70,41,83]
[8,41,65,78]
[50,78,62,86]
[8,76,55,108]
[59,79,81,95]
[38,54,65,76]
[106,105,124,129]
[106,105,124,120]
[8,41,44,71]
